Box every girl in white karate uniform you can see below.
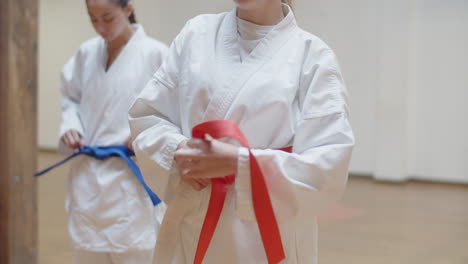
[129,0,354,263]
[59,0,168,263]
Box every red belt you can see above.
[192,120,290,264]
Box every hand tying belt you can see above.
[192,120,290,264]
[34,145,161,206]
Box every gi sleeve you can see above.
[58,54,85,155]
[129,20,193,204]
[235,48,355,221]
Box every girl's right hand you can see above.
[176,139,210,191]
[60,129,85,150]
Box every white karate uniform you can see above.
[129,5,354,264]
[59,24,168,262]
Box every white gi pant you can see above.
[73,249,154,264]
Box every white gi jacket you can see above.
[59,25,168,252]
[129,6,354,263]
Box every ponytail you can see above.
[116,0,137,23]
[128,11,137,24]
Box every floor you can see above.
[37,151,468,264]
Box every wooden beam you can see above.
[0,0,39,263]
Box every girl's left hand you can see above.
[174,135,239,180]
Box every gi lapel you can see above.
[203,6,298,121]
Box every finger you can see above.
[66,133,77,148]
[204,134,215,152]
[75,134,83,147]
[180,167,216,180]
[181,167,222,180]
[127,142,133,151]
[192,179,210,191]
[187,138,210,152]
[61,134,68,144]
[125,137,132,148]
[175,159,200,171]
[186,138,205,148]
[79,138,85,149]
[186,179,200,190]
[204,134,214,142]
[126,136,133,145]
[70,130,79,142]
[179,167,198,178]
[183,170,210,179]
[61,136,70,148]
[65,132,72,143]
[195,179,209,190]
[174,149,206,162]
[184,178,203,191]
[71,134,82,149]
[176,163,195,174]
[70,131,78,142]
[71,131,81,147]
[197,179,210,187]
[178,162,227,179]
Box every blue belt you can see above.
[35,145,161,206]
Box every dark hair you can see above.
[86,0,137,23]
[115,0,137,23]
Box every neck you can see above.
[107,24,135,52]
[237,2,284,26]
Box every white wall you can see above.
[294,0,381,176]
[407,0,468,183]
[38,0,468,183]
[295,0,468,183]
[38,0,94,149]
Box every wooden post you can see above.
[0,0,39,263]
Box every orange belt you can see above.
[192,120,290,264]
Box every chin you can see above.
[102,34,116,42]
[234,0,258,9]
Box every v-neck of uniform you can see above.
[219,4,297,73]
[202,4,298,121]
[101,24,142,75]
[234,4,295,65]
[236,17,276,62]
